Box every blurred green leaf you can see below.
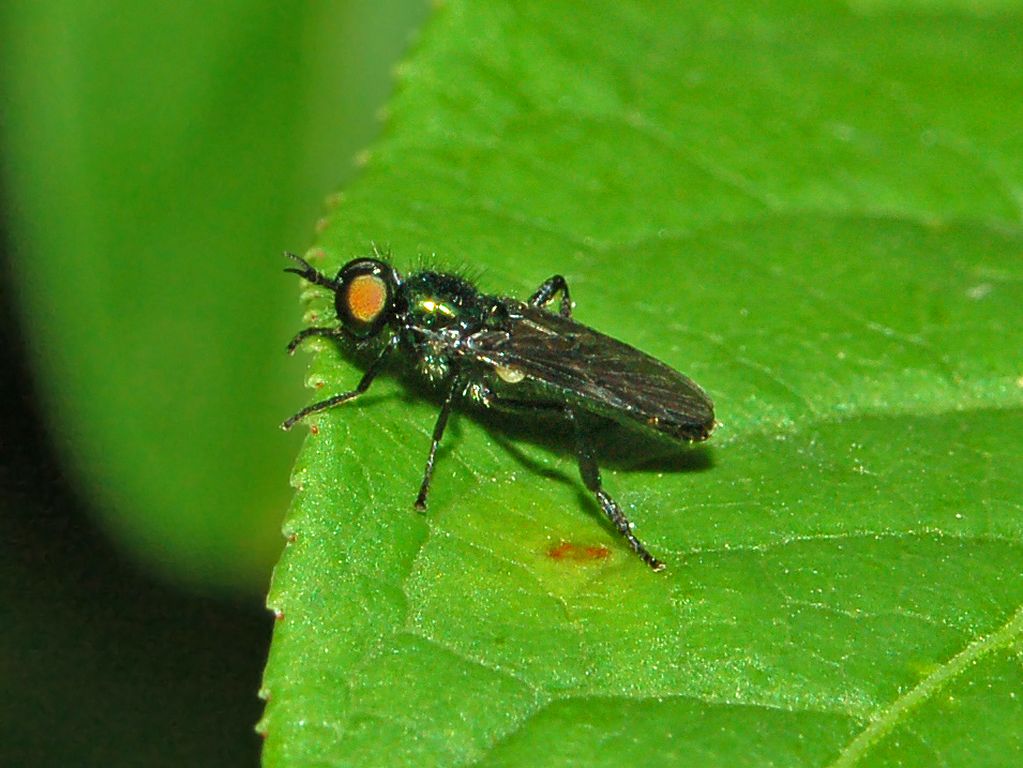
[261,1,1023,765]
[0,0,427,592]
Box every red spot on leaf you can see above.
[309,424,319,435]
[548,541,611,563]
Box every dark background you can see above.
[0,215,269,765]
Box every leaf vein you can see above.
[826,602,1023,767]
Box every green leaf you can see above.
[261,2,1023,765]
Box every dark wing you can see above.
[466,302,715,442]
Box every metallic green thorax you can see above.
[400,270,492,382]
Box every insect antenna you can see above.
[283,251,339,291]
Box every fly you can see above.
[282,252,715,571]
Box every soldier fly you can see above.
[282,252,715,570]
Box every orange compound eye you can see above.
[345,273,389,324]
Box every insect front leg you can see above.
[565,407,666,571]
[281,338,395,430]
[286,326,341,354]
[529,275,572,318]
[414,372,467,510]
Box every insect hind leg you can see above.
[482,392,664,570]
[529,275,572,318]
[566,407,665,571]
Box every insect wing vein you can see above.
[468,303,714,441]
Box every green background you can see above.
[1,0,427,593]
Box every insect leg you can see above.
[286,326,340,354]
[414,374,465,510]
[486,392,665,571]
[281,339,395,430]
[484,396,565,415]
[529,275,572,318]
[566,407,665,571]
